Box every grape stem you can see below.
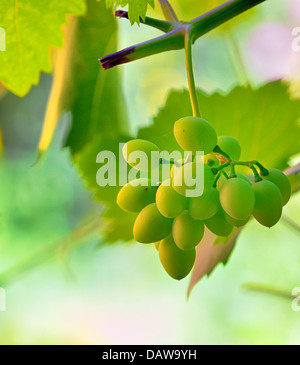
[222,170,229,179]
[213,169,230,187]
[213,145,231,160]
[230,163,237,178]
[213,172,222,188]
[211,145,268,182]
[184,28,201,118]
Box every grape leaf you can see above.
[139,81,300,171]
[35,0,134,241]
[64,0,129,153]
[187,228,241,297]
[76,134,137,242]
[38,0,129,154]
[60,1,134,241]
[0,0,86,96]
[105,0,155,25]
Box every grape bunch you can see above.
[117,117,291,280]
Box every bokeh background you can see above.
[0,0,299,344]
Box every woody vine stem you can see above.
[100,0,270,181]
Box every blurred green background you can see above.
[0,0,299,344]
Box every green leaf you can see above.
[38,0,129,154]
[62,0,134,241]
[105,0,155,24]
[139,81,300,171]
[76,134,137,243]
[0,0,86,97]
[64,0,129,153]
[34,0,134,242]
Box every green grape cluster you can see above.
[116,117,292,280]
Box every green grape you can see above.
[122,139,160,172]
[172,211,204,250]
[152,162,173,185]
[252,180,283,227]
[173,117,217,155]
[217,172,251,189]
[235,172,251,184]
[220,177,255,220]
[218,136,241,160]
[156,179,188,218]
[133,203,173,243]
[204,209,234,236]
[170,158,185,179]
[224,212,250,227]
[117,178,158,213]
[159,234,196,280]
[189,188,220,220]
[153,241,160,251]
[172,162,215,197]
[263,168,291,206]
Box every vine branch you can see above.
[100,0,267,70]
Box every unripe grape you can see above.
[224,212,250,227]
[204,209,234,236]
[170,158,186,179]
[133,203,173,243]
[173,117,217,155]
[189,188,220,220]
[172,211,205,250]
[235,172,251,184]
[220,177,255,220]
[217,172,251,189]
[263,168,291,206]
[159,234,196,280]
[122,139,160,172]
[156,179,188,218]
[172,162,215,197]
[218,136,241,160]
[117,178,158,213]
[252,180,283,227]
